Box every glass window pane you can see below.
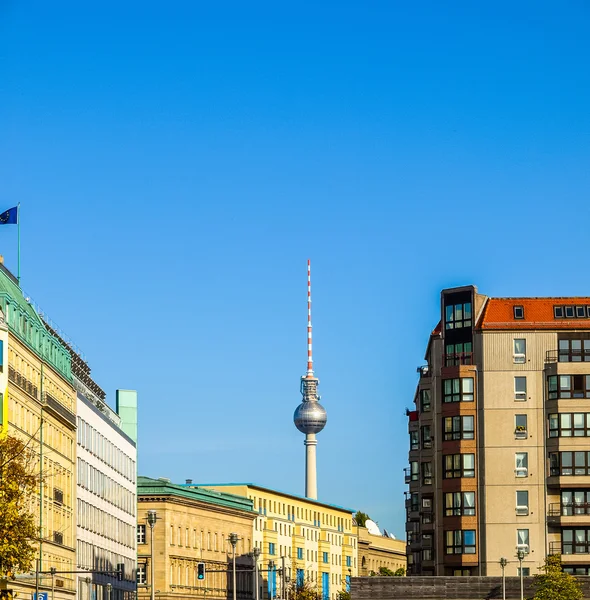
[462,378,474,393]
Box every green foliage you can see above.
[394,568,405,577]
[533,555,582,600]
[288,579,320,600]
[336,591,350,600]
[354,511,370,527]
[0,429,39,578]
[378,567,396,576]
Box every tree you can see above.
[0,429,39,578]
[533,555,582,600]
[288,579,320,600]
[336,591,350,600]
[378,567,396,576]
[354,511,371,527]
[393,567,405,577]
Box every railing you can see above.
[515,429,527,440]
[444,352,473,366]
[546,349,590,363]
[548,502,590,517]
[404,468,411,484]
[8,365,39,399]
[44,392,76,427]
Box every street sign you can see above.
[34,593,48,600]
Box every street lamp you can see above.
[147,510,158,600]
[252,547,261,600]
[106,583,112,600]
[516,549,525,600]
[499,558,507,600]
[229,533,239,600]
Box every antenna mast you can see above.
[307,259,313,377]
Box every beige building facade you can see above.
[137,477,256,600]
[406,286,590,577]
[356,527,406,576]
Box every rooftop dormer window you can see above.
[554,306,564,319]
[565,306,575,319]
[514,306,524,319]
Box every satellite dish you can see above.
[388,533,397,540]
[365,519,381,536]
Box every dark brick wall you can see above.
[351,575,590,599]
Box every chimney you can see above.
[186,479,193,485]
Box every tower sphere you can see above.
[293,401,327,434]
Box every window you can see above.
[444,454,475,478]
[421,425,432,449]
[410,430,419,450]
[514,339,526,364]
[445,302,472,330]
[565,306,575,318]
[443,415,475,440]
[516,491,529,516]
[549,413,590,437]
[561,491,590,516]
[554,306,564,318]
[346,556,351,567]
[421,462,432,485]
[515,414,527,438]
[445,530,476,554]
[515,452,528,477]
[558,339,590,362]
[297,569,305,587]
[514,306,524,319]
[297,547,303,560]
[420,389,431,412]
[137,565,146,585]
[323,552,329,563]
[443,378,474,403]
[410,461,419,481]
[410,492,419,512]
[517,529,529,553]
[548,375,590,400]
[137,525,146,544]
[515,377,527,401]
[422,548,433,561]
[577,306,586,318]
[550,451,590,476]
[562,529,590,554]
[445,342,473,366]
[444,492,475,516]
[517,568,530,576]
[269,543,276,555]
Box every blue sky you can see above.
[1,1,589,536]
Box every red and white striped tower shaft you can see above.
[294,259,327,500]
[307,259,313,377]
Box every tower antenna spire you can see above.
[307,259,313,377]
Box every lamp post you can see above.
[252,547,260,600]
[499,558,507,600]
[517,549,525,600]
[107,583,112,600]
[147,510,158,600]
[229,533,239,600]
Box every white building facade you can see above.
[76,390,137,600]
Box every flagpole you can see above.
[17,203,21,286]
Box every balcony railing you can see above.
[548,502,590,517]
[8,365,39,399]
[549,542,562,555]
[546,349,590,363]
[404,468,411,484]
[444,352,473,366]
[417,365,431,378]
[514,429,527,440]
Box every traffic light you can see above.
[117,563,125,581]
[197,563,205,580]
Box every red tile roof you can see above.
[478,297,590,330]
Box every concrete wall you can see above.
[351,575,590,599]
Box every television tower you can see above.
[293,260,327,500]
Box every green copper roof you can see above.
[137,476,256,513]
[0,264,72,381]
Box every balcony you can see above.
[8,365,39,399]
[417,365,431,379]
[548,502,590,525]
[444,352,473,367]
[514,428,528,440]
[546,349,590,364]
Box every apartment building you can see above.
[405,286,590,577]
[195,483,358,600]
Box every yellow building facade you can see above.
[0,261,77,599]
[195,483,358,600]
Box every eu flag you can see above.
[0,207,18,225]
